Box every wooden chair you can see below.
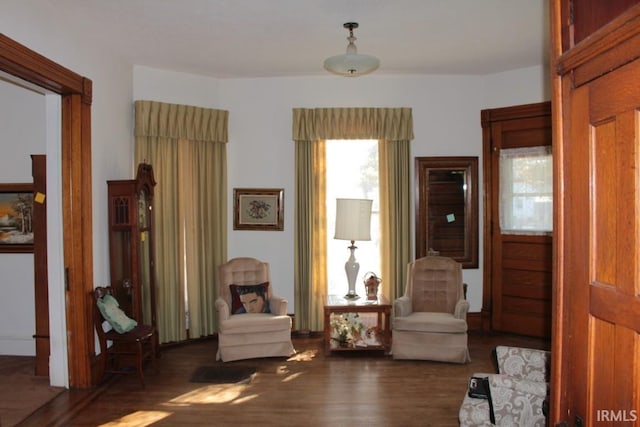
[93,286,157,387]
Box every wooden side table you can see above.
[323,294,392,356]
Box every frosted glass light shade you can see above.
[323,53,380,77]
[324,23,380,77]
[334,198,373,241]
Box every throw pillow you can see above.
[97,294,138,333]
[229,282,270,314]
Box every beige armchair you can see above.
[215,257,295,362]
[391,255,470,363]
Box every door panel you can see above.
[588,92,640,423]
[551,2,640,424]
[482,102,553,339]
[559,57,640,426]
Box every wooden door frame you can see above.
[0,34,94,388]
[32,154,49,376]
[550,2,640,423]
[480,102,552,333]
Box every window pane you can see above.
[326,140,380,297]
[499,146,553,234]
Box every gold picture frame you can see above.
[233,188,284,231]
[0,183,35,253]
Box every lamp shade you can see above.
[323,53,380,77]
[334,198,372,241]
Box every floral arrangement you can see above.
[330,312,365,348]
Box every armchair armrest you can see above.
[214,297,230,322]
[393,296,412,317]
[454,299,470,320]
[495,346,550,382]
[489,374,548,398]
[269,295,288,315]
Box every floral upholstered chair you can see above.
[459,345,550,426]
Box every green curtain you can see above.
[379,139,412,299]
[293,140,327,332]
[134,100,228,343]
[292,107,413,330]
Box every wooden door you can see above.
[481,103,553,338]
[551,1,640,425]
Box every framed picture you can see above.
[0,183,35,253]
[234,188,284,231]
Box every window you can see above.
[326,140,381,296]
[499,146,553,234]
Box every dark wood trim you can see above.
[414,156,478,269]
[549,4,565,425]
[556,3,640,86]
[480,113,494,333]
[0,34,89,101]
[480,101,552,335]
[466,312,483,332]
[572,0,639,46]
[62,94,94,388]
[32,154,49,377]
[1,34,94,388]
[481,102,551,124]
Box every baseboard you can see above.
[467,312,483,332]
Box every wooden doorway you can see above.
[0,34,94,388]
[551,1,640,424]
[481,102,553,338]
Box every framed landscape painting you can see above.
[233,188,284,231]
[0,183,35,253]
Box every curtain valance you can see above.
[292,107,414,141]
[135,100,229,143]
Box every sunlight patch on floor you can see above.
[281,371,304,382]
[231,393,259,404]
[98,410,171,426]
[164,383,252,405]
[287,349,318,362]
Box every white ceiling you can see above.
[53,0,550,78]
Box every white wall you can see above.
[135,66,549,312]
[2,0,137,288]
[0,80,45,356]
[482,65,551,109]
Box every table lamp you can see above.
[334,198,373,299]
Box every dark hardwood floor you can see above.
[19,332,548,427]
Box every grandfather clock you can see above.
[107,163,158,335]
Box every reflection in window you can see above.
[499,146,552,234]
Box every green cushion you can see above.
[97,294,138,333]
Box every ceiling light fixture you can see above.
[324,22,380,77]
